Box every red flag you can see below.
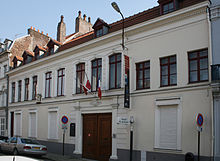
[83,80,91,95]
[98,79,102,99]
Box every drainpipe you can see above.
[5,74,9,136]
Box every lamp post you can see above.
[111,2,125,50]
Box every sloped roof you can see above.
[23,50,34,57]
[59,0,207,52]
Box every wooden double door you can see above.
[82,113,112,161]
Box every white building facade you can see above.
[7,0,213,161]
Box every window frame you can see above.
[24,78,29,101]
[32,76,37,100]
[11,82,15,103]
[45,72,52,98]
[57,68,65,96]
[76,63,85,94]
[162,0,175,14]
[136,61,150,90]
[91,59,102,92]
[160,55,177,87]
[109,53,122,89]
[18,80,22,102]
[188,49,209,83]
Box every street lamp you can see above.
[111,2,125,50]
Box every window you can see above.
[76,63,85,94]
[155,98,182,150]
[57,68,65,96]
[18,80,22,102]
[48,110,58,139]
[162,1,174,14]
[109,53,121,89]
[160,55,177,87]
[11,82,15,103]
[15,112,22,137]
[32,76,37,100]
[188,49,208,83]
[45,72,52,98]
[0,117,6,136]
[136,61,150,89]
[24,78,29,101]
[92,59,102,91]
[4,65,7,77]
[29,111,37,138]
[96,28,103,38]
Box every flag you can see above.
[83,79,91,95]
[97,79,102,99]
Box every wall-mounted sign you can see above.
[196,113,204,132]
[117,117,130,125]
[124,55,130,108]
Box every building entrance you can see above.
[82,113,112,161]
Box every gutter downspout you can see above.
[5,74,9,136]
[207,1,214,159]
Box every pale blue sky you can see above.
[0,0,158,41]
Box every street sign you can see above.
[61,116,69,124]
[117,117,130,125]
[196,113,204,127]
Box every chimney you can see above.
[75,11,93,34]
[57,15,66,43]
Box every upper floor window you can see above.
[32,76,37,100]
[188,49,208,83]
[4,65,7,77]
[136,61,150,89]
[57,68,65,96]
[76,63,85,94]
[24,78,29,101]
[18,80,22,102]
[93,18,109,38]
[11,82,15,103]
[162,1,174,14]
[109,53,121,89]
[45,72,52,98]
[92,59,102,91]
[160,55,177,87]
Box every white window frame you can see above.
[28,109,37,138]
[0,117,6,136]
[48,108,59,139]
[155,97,182,150]
[14,111,22,137]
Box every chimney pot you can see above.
[41,31,43,34]
[46,33,48,36]
[78,11,81,17]
[83,14,86,20]
[33,27,35,30]
[31,26,33,29]
[88,17,91,23]
[38,29,40,32]
[61,15,64,22]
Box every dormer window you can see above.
[162,1,174,14]
[34,45,46,60]
[93,18,110,38]
[158,0,176,15]
[46,39,62,56]
[12,56,23,68]
[22,51,34,65]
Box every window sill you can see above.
[160,84,177,88]
[153,147,182,152]
[188,80,209,84]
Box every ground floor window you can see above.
[14,112,22,136]
[29,111,37,138]
[48,110,58,139]
[0,117,6,136]
[155,98,181,150]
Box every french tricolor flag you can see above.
[97,78,102,99]
[83,79,91,95]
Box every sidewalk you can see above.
[43,153,97,161]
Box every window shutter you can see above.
[49,111,58,139]
[15,113,21,136]
[159,106,177,149]
[29,112,36,137]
